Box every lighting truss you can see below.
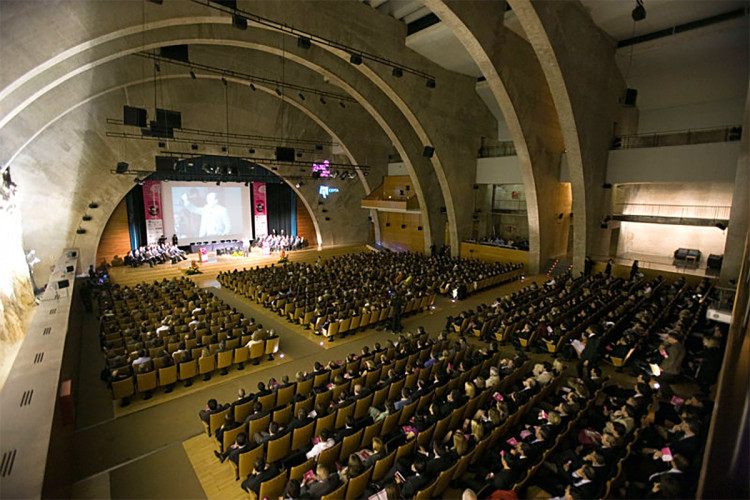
[135,52,357,103]
[187,0,436,84]
[158,150,369,174]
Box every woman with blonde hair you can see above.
[453,431,469,457]
[465,381,477,399]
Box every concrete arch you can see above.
[1,22,444,255]
[422,0,568,273]
[506,0,625,270]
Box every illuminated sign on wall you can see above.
[312,160,332,178]
[319,185,340,199]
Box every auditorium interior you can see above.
[0,1,748,499]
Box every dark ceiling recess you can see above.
[406,13,440,36]
[159,45,189,63]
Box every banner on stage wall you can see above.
[252,182,268,238]
[143,180,164,244]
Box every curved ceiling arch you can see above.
[1,16,456,253]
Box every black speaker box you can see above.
[156,108,182,129]
[707,254,723,270]
[275,147,296,162]
[423,146,434,158]
[623,88,638,107]
[155,156,176,172]
[159,45,189,63]
[116,162,129,173]
[123,106,147,127]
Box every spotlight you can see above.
[349,53,363,65]
[158,141,166,148]
[315,145,323,151]
[244,181,249,187]
[295,182,302,188]
[298,92,305,101]
[216,181,221,186]
[221,146,227,152]
[190,70,196,79]
[715,222,727,230]
[392,67,403,78]
[426,78,436,88]
[297,36,311,49]
[191,144,199,150]
[88,202,99,209]
[331,170,340,179]
[339,101,346,108]
[320,97,326,104]
[249,148,255,154]
[297,152,303,158]
[82,215,92,221]
[250,82,256,91]
[275,88,282,96]
[221,77,228,86]
[154,62,160,72]
[76,228,86,234]
[632,0,646,21]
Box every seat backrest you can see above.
[276,384,296,407]
[265,432,291,464]
[395,439,416,462]
[296,378,313,397]
[111,377,134,400]
[354,394,374,421]
[314,412,336,437]
[178,359,197,380]
[335,403,355,429]
[209,408,230,436]
[372,450,396,483]
[222,423,247,453]
[289,457,315,481]
[217,350,233,368]
[258,392,277,413]
[381,410,401,436]
[248,412,271,437]
[316,441,341,469]
[237,445,264,481]
[233,346,248,363]
[360,420,383,449]
[249,341,265,360]
[292,421,315,451]
[198,355,215,374]
[387,378,405,402]
[332,381,350,402]
[372,386,389,408]
[313,371,330,389]
[345,466,373,500]
[432,463,457,497]
[273,405,293,426]
[265,336,279,354]
[294,396,314,417]
[258,468,287,500]
[414,479,436,500]
[398,400,419,425]
[136,370,157,392]
[339,429,364,461]
[320,481,346,500]
[158,365,177,386]
[234,400,254,422]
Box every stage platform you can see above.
[592,251,720,281]
[107,244,369,287]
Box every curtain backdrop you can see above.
[265,183,295,236]
[125,185,147,249]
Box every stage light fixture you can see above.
[299,92,305,100]
[221,77,228,86]
[249,148,255,154]
[82,215,92,221]
[76,228,86,234]
[232,13,248,30]
[154,62,160,72]
[339,101,346,108]
[320,97,326,104]
[392,67,403,78]
[190,70,196,79]
[297,36,311,49]
[275,88,282,96]
[191,144,199,150]
[295,182,302,188]
[88,202,99,209]
[715,222,727,230]
[249,82,256,91]
[158,141,166,148]
[349,53,363,65]
[221,146,227,152]
[426,79,436,88]
[216,181,221,186]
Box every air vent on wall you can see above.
[1,449,17,477]
[33,352,44,364]
[49,309,56,315]
[42,327,52,336]
[20,390,33,407]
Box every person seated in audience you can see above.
[335,416,358,442]
[214,432,249,465]
[305,428,335,460]
[300,463,340,500]
[394,456,430,498]
[243,401,267,425]
[281,479,301,500]
[253,421,285,446]
[214,412,241,446]
[232,388,254,408]
[339,453,366,482]
[358,437,386,468]
[199,398,228,424]
[241,456,279,495]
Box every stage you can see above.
[107,244,369,287]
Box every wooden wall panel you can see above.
[379,212,424,253]
[460,242,529,269]
[382,175,414,199]
[296,197,317,245]
[96,198,131,266]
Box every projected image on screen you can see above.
[171,186,242,239]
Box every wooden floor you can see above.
[183,433,247,500]
[108,244,369,288]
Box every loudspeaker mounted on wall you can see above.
[76,228,86,234]
[325,217,330,221]
[439,206,446,213]
[422,146,434,158]
[623,88,638,107]
[386,223,391,227]
[602,183,613,189]
[116,162,129,173]
[417,226,423,231]
[473,185,479,190]
[401,224,406,229]
[82,215,92,221]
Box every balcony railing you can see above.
[611,125,741,150]
[614,202,732,221]
[479,139,517,158]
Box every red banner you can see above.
[252,182,268,237]
[142,180,164,244]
